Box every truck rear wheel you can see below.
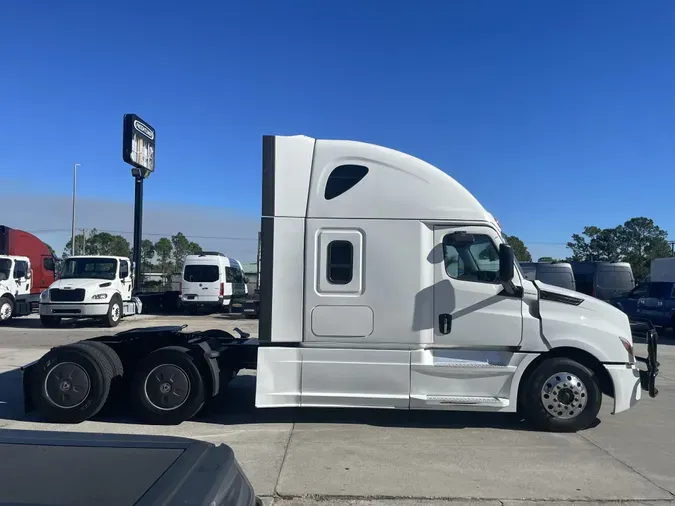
[0,296,13,324]
[31,342,113,423]
[130,347,206,425]
[520,357,602,432]
[104,296,122,328]
[40,315,61,327]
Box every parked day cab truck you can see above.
[22,135,658,432]
[0,226,56,323]
[39,255,141,328]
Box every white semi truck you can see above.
[22,135,658,431]
[39,255,142,327]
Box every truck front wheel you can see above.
[0,297,13,324]
[104,296,122,328]
[520,357,602,432]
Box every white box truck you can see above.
[39,255,142,327]
[22,135,658,431]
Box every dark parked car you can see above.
[0,429,261,506]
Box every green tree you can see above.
[64,229,131,257]
[140,239,156,271]
[538,256,555,262]
[63,235,86,258]
[504,234,532,262]
[566,217,672,280]
[171,232,202,269]
[617,217,670,280]
[154,237,174,276]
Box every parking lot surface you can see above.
[0,313,673,505]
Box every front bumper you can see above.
[631,319,660,398]
[39,302,109,317]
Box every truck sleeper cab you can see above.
[181,253,248,313]
[255,135,656,432]
[39,255,136,328]
[21,135,659,433]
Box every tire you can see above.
[520,357,602,432]
[130,346,206,425]
[0,296,13,324]
[40,315,62,328]
[31,342,113,423]
[105,296,123,328]
[81,341,124,378]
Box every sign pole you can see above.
[122,113,155,295]
[132,175,144,293]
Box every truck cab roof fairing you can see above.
[262,135,492,222]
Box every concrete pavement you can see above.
[0,314,673,505]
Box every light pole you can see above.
[71,163,80,255]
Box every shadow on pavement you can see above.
[0,368,549,432]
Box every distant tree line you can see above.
[63,230,203,277]
[505,217,672,281]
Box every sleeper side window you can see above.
[327,240,353,284]
[324,165,369,200]
[443,234,500,284]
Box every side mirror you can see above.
[499,244,514,283]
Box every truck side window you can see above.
[43,257,55,271]
[327,240,353,284]
[443,234,500,284]
[120,261,129,278]
[14,260,28,279]
[325,165,369,200]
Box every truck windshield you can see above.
[0,259,11,281]
[61,258,118,280]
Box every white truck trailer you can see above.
[22,135,658,431]
[39,255,142,327]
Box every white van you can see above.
[180,253,248,312]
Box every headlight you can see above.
[92,293,109,300]
[40,290,49,301]
[619,336,634,362]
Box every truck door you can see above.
[433,225,523,347]
[13,260,31,295]
[119,260,132,300]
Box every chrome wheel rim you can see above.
[44,362,91,409]
[541,372,587,419]
[0,302,11,320]
[111,303,121,321]
[144,364,191,411]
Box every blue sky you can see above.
[2,0,674,261]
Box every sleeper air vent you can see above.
[324,165,369,200]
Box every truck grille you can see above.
[50,288,85,302]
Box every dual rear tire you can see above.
[31,343,205,425]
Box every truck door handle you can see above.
[438,313,452,335]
